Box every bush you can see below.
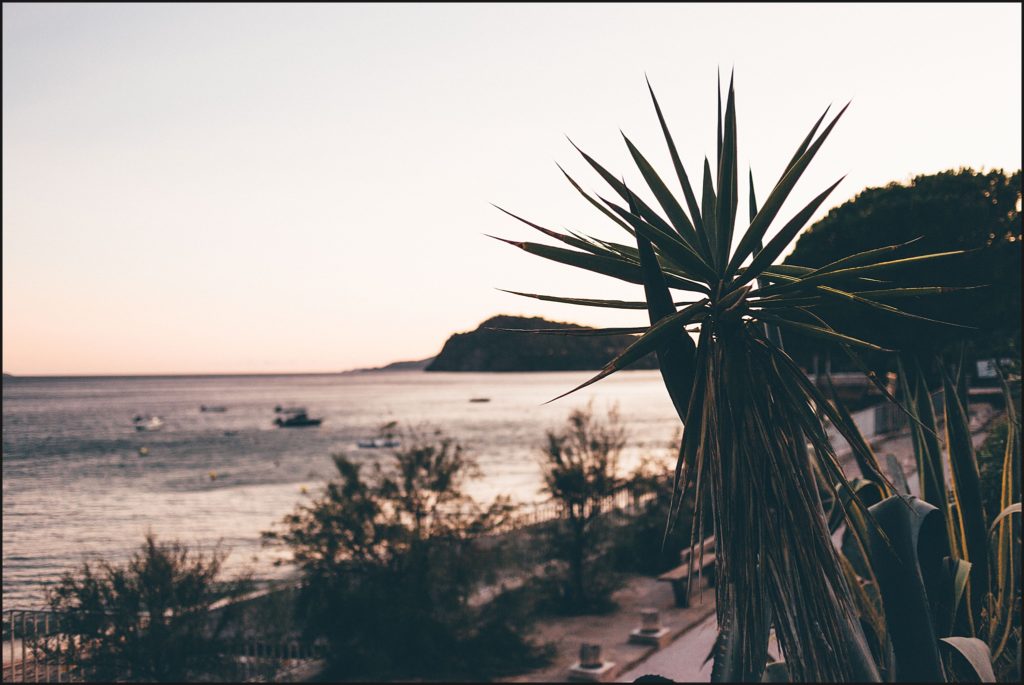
[610,452,698,577]
[45,534,252,682]
[536,404,629,614]
[266,425,549,680]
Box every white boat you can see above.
[133,415,164,432]
[357,438,401,449]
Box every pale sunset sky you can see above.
[3,3,1021,375]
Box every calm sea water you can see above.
[2,370,681,607]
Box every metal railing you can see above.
[1,609,324,683]
[3,610,87,683]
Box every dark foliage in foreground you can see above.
[266,427,550,680]
[45,535,252,682]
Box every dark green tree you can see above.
[267,426,548,680]
[784,168,1022,370]
[538,404,628,613]
[45,535,251,682]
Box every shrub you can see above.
[45,534,251,682]
[537,403,628,613]
[610,452,699,576]
[266,425,549,680]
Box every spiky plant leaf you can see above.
[497,289,697,310]
[942,364,990,635]
[494,73,974,683]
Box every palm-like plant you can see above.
[492,73,973,681]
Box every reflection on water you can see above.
[2,370,680,607]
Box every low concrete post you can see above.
[568,642,617,682]
[629,608,671,647]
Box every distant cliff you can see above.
[342,357,435,374]
[425,315,657,372]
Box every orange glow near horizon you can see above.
[3,3,1021,375]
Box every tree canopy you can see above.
[783,168,1022,368]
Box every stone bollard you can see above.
[568,642,617,682]
[629,607,671,647]
[580,643,603,668]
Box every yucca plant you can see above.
[491,73,980,681]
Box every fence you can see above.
[3,610,85,683]
[2,609,324,683]
[492,484,661,535]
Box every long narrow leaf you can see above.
[622,133,706,256]
[496,289,695,310]
[942,364,989,633]
[726,103,850,277]
[646,77,711,257]
[729,176,845,292]
[544,299,707,404]
[568,139,679,237]
[716,73,738,270]
[489,236,709,293]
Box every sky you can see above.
[3,3,1021,376]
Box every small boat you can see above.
[357,438,401,449]
[274,405,306,414]
[274,409,322,428]
[469,397,491,403]
[133,415,164,432]
[200,405,228,413]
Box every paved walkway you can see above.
[498,574,717,683]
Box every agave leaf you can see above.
[755,250,970,297]
[825,376,891,492]
[568,139,679,238]
[755,313,891,352]
[544,299,707,404]
[849,285,984,299]
[802,237,924,277]
[726,103,849,277]
[729,176,845,292]
[600,194,720,282]
[761,661,790,683]
[715,73,738,270]
[781,105,831,177]
[885,454,911,496]
[988,502,1021,537]
[630,189,698,424]
[701,157,719,270]
[646,77,711,258]
[758,337,895,507]
[557,163,635,234]
[496,289,695,310]
[750,172,785,348]
[669,324,712,535]
[489,236,709,294]
[838,551,893,679]
[941,363,989,632]
[492,205,623,257]
[864,495,948,682]
[622,133,706,256]
[812,283,972,328]
[938,637,996,682]
[945,557,973,637]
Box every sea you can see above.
[2,370,682,608]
